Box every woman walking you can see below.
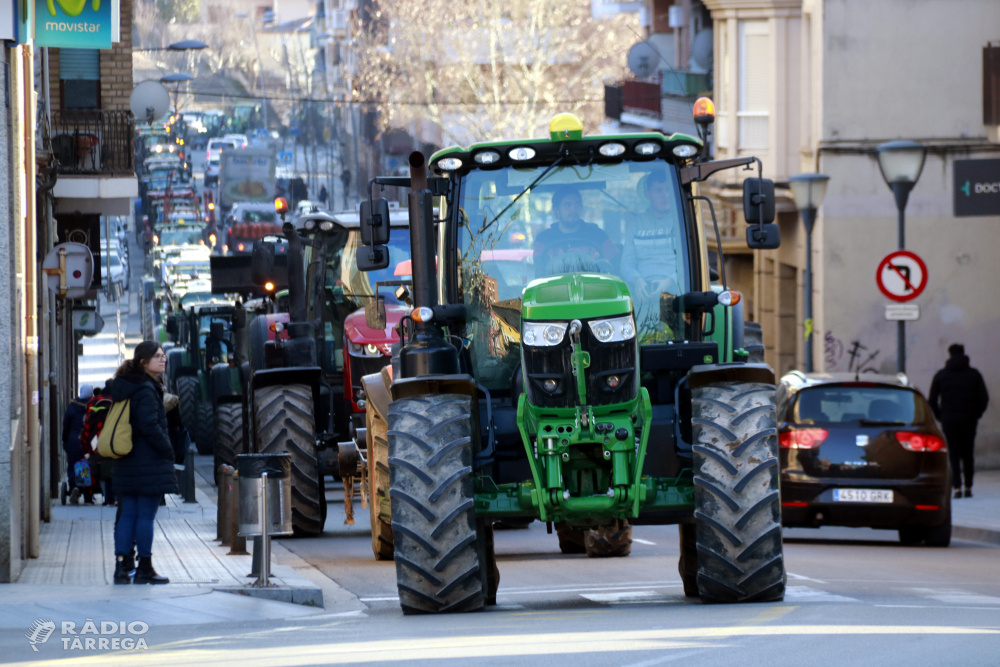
[111,342,177,585]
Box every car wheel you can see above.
[898,526,924,545]
[923,513,952,548]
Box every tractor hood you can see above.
[522,273,632,321]
[344,304,407,347]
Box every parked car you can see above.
[204,156,221,187]
[223,133,249,148]
[777,372,951,546]
[206,138,238,163]
[100,252,126,291]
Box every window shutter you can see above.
[59,49,100,81]
[738,20,770,151]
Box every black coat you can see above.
[110,373,178,497]
[61,399,89,461]
[929,355,990,425]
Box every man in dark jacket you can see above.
[111,343,177,584]
[62,383,94,504]
[929,344,990,498]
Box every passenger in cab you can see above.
[533,188,620,276]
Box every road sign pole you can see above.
[802,207,816,373]
[891,182,913,374]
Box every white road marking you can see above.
[909,589,1000,606]
[787,572,827,584]
[360,583,686,603]
[580,591,661,603]
[876,605,1000,611]
[783,586,859,603]
[633,538,657,545]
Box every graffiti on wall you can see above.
[825,331,881,374]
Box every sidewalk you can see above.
[0,464,365,629]
[952,469,1000,545]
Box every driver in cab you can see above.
[532,188,620,276]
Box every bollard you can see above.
[217,465,232,544]
[228,471,248,555]
[183,446,197,503]
[254,471,271,587]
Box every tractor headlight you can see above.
[348,340,383,357]
[522,321,568,347]
[587,315,636,343]
[319,221,334,231]
[304,219,316,230]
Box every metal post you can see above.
[891,182,912,374]
[228,471,248,555]
[801,207,816,373]
[254,472,271,587]
[183,446,197,503]
[245,16,268,131]
[217,465,231,544]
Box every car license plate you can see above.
[833,488,893,503]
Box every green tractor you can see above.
[165,301,245,467]
[357,108,785,613]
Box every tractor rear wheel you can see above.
[176,376,200,445]
[367,401,394,560]
[584,520,632,558]
[255,384,322,536]
[555,523,586,554]
[388,394,485,614]
[678,523,699,597]
[195,400,215,455]
[214,402,243,484]
[743,322,765,363]
[691,381,785,603]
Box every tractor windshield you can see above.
[457,159,690,389]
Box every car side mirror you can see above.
[743,178,776,225]
[356,244,389,271]
[210,321,226,341]
[365,297,386,331]
[360,197,391,245]
[251,240,276,285]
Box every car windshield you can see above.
[457,159,690,389]
[790,385,926,426]
[101,255,121,267]
[239,209,277,223]
[160,229,203,245]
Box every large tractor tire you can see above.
[195,400,215,455]
[555,523,586,554]
[214,402,244,483]
[388,394,487,614]
[678,523,699,597]
[367,400,394,560]
[176,376,200,445]
[584,521,632,558]
[691,381,785,604]
[743,322,765,363]
[255,384,323,536]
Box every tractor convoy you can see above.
[160,99,787,616]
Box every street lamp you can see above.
[136,40,209,52]
[876,140,926,373]
[788,173,830,373]
[236,12,269,132]
[159,72,194,115]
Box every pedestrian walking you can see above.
[318,184,329,206]
[929,344,990,499]
[110,342,177,584]
[62,383,94,504]
[81,381,115,506]
[340,169,352,209]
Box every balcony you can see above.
[604,79,661,119]
[51,110,135,176]
[661,70,709,99]
[329,9,348,35]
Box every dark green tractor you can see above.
[165,302,245,468]
[357,108,785,614]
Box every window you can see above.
[716,20,729,149]
[59,49,100,110]
[737,20,769,151]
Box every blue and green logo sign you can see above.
[35,0,112,49]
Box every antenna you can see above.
[129,81,170,126]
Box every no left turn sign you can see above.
[876,250,927,302]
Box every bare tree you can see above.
[353,0,638,145]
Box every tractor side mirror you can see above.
[743,178,775,225]
[360,197,391,245]
[365,297,387,331]
[743,177,780,249]
[210,321,226,341]
[251,239,276,285]
[356,244,390,272]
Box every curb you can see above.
[953,524,1000,546]
[215,584,324,608]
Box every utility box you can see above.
[43,242,94,298]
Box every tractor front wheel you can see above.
[176,376,200,446]
[195,400,215,455]
[255,384,322,536]
[691,381,785,603]
[214,402,244,484]
[367,400,394,560]
[388,394,486,614]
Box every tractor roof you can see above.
[303,209,411,230]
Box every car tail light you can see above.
[895,432,946,452]
[779,428,829,449]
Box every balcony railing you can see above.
[661,70,710,99]
[51,110,135,175]
[604,79,661,120]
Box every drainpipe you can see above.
[23,46,40,557]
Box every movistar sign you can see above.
[34,0,113,49]
[954,159,1000,217]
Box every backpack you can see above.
[97,398,133,459]
[73,460,92,487]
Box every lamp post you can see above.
[788,173,830,373]
[236,12,269,132]
[136,40,208,52]
[159,72,194,115]
[876,140,927,374]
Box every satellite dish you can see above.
[627,41,660,79]
[130,81,170,124]
[690,28,714,73]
